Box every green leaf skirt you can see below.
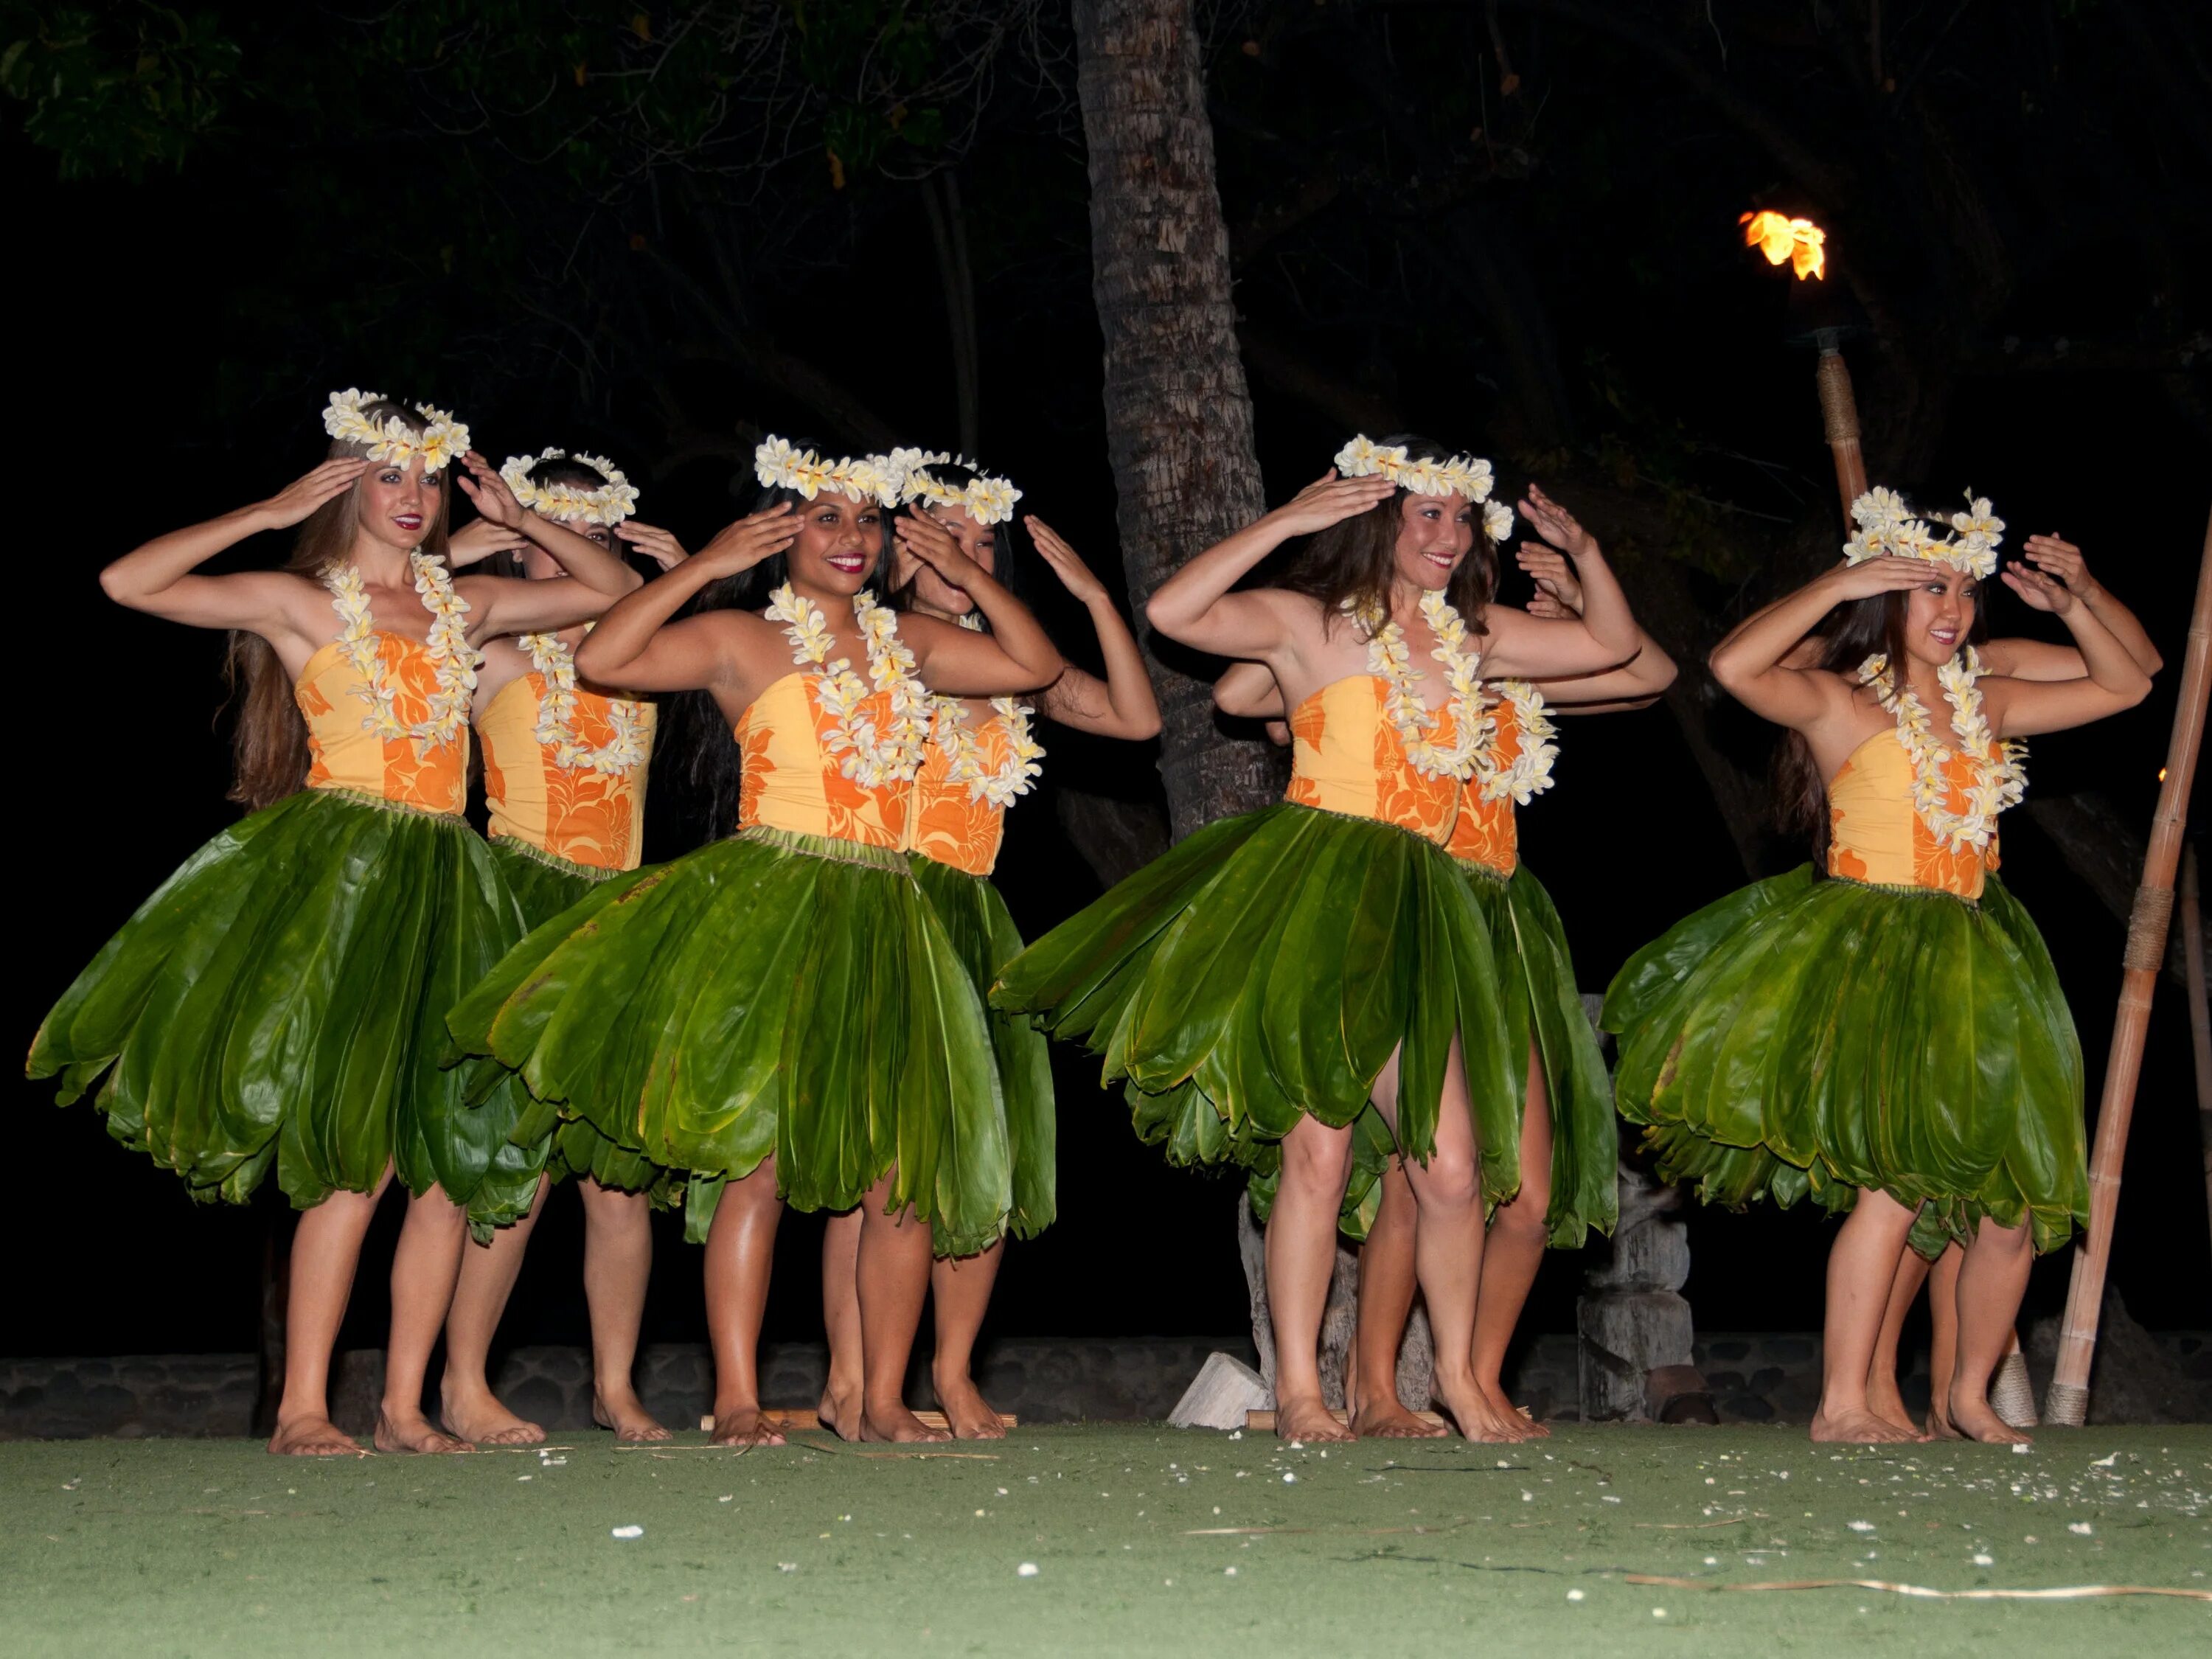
[909,855,1055,1249]
[990,802,1525,1200]
[28,787,526,1210]
[1251,860,1619,1248]
[445,824,1012,1256]
[1600,867,2086,1255]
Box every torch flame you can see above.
[1741,209,1826,280]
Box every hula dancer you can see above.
[1216,486,1674,1439]
[29,393,641,1455]
[817,455,1161,1441]
[437,449,692,1446]
[448,437,1062,1445]
[1602,490,2152,1444]
[995,437,1645,1443]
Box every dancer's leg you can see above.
[439,1175,551,1445]
[1864,1245,1933,1434]
[1945,1217,2034,1445]
[1469,1044,1552,1439]
[1267,1112,1357,1443]
[1922,1244,1965,1436]
[855,1169,945,1444]
[818,1208,864,1439]
[1349,1161,1442,1439]
[577,1177,667,1440]
[269,1173,392,1456]
[375,1184,473,1454]
[1810,1187,1924,1442]
[931,1242,1008,1439]
[703,1161,786,1446]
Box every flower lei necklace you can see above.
[1354,589,1490,779]
[930,695,1045,809]
[1475,679,1559,806]
[515,630,649,775]
[1859,647,2027,851]
[324,551,479,751]
[766,583,930,787]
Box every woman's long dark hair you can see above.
[1277,434,1500,638]
[223,399,454,810]
[663,458,893,839]
[883,458,1036,631]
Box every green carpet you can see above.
[2,1425,2205,1655]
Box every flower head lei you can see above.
[1334,434,1517,546]
[1859,647,2027,851]
[515,632,649,774]
[931,696,1046,810]
[501,449,641,527]
[322,552,480,752]
[1843,486,2004,580]
[875,448,1024,527]
[323,389,471,473]
[754,435,897,507]
[1352,588,1493,781]
[765,582,930,787]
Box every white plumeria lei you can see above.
[515,631,649,774]
[1859,647,2028,852]
[875,448,1025,526]
[323,389,470,473]
[766,583,931,788]
[1354,589,1492,780]
[930,695,1045,809]
[1334,434,1516,543]
[754,435,897,506]
[1843,486,2004,580]
[501,448,641,526]
[1475,678,1559,806]
[323,552,481,751]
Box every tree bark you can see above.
[1074,0,1280,838]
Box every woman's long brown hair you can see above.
[223,401,453,811]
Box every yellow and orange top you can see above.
[1282,675,1461,844]
[1826,730,2000,900]
[479,673,655,873]
[297,635,468,815]
[906,706,1023,877]
[1442,694,1534,879]
[735,672,911,849]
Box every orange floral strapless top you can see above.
[905,700,1042,877]
[1444,694,1537,878]
[479,671,655,872]
[297,634,469,815]
[735,672,911,849]
[1826,730,2002,900]
[1283,675,1461,844]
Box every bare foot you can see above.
[268,1415,367,1457]
[1947,1391,2031,1447]
[374,1410,473,1455]
[1810,1405,1924,1444]
[439,1383,546,1447]
[1431,1378,1526,1443]
[1924,1403,1964,1441]
[1864,1381,1919,1438]
[591,1388,671,1443]
[818,1380,863,1442]
[860,1401,952,1444]
[932,1368,1007,1441]
[1273,1395,1354,1444]
[709,1405,787,1447]
[1476,1381,1548,1439]
[1351,1396,1447,1439]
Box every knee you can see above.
[1492,1182,1550,1242]
[1279,1127,1352,1192]
[1978,1219,2031,1259]
[1411,1144,1481,1211]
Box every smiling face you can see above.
[1902,565,1978,667]
[356,455,445,552]
[1391,490,1475,594]
[786,493,886,597]
[897,504,993,618]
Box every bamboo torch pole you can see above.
[2045,512,2212,1425]
[1813,332,1869,517]
[2182,844,2211,1261]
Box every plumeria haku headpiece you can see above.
[1333,434,1515,543]
[323,389,470,473]
[754,435,896,506]
[500,448,641,526]
[875,448,1024,526]
[1843,487,2003,580]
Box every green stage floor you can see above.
[3,1424,2205,1656]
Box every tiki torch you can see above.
[1742,210,1868,516]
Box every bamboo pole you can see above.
[2181,844,2211,1260]
[2045,513,2212,1425]
[1814,336,1869,515]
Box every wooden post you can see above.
[2182,844,2211,1259]
[2045,515,2212,1425]
[1812,338,1868,516]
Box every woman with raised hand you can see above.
[814,454,1160,1441]
[434,448,691,1447]
[448,437,1062,1445]
[1216,485,1674,1439]
[29,392,640,1456]
[1602,490,2151,1445]
[995,436,1644,1444]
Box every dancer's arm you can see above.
[452,453,644,634]
[446,517,531,567]
[1145,470,1397,657]
[1709,557,1931,731]
[1513,541,1678,708]
[1213,660,1281,719]
[1027,517,1162,739]
[573,506,799,694]
[1477,487,1645,678]
[99,458,369,648]
[1984,535,2164,680]
[896,511,1064,695]
[1983,577,2154,737]
[619,521,691,571]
